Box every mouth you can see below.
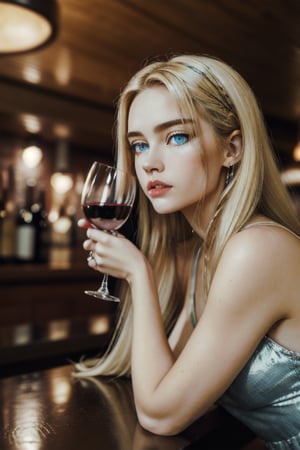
[147,180,172,198]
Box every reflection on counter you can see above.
[0,364,262,450]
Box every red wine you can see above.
[82,202,132,230]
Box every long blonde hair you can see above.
[75,54,300,377]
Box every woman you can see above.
[76,54,300,449]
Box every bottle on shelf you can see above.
[0,171,7,263]
[33,188,50,263]
[0,166,16,264]
[15,184,37,263]
[15,184,51,264]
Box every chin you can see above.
[151,204,179,215]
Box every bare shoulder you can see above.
[209,222,300,321]
[223,222,300,270]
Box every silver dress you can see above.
[218,336,300,449]
[190,223,300,449]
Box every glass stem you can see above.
[99,274,109,296]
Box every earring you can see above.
[225,165,235,188]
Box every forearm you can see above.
[82,227,180,426]
[129,259,175,414]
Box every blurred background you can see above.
[0,0,299,374]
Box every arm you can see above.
[83,224,288,436]
[129,228,288,435]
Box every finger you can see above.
[87,253,97,268]
[83,238,95,251]
[86,227,105,240]
[86,228,125,241]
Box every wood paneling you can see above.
[0,0,299,162]
[0,261,117,325]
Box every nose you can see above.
[142,149,164,174]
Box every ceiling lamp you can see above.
[0,0,58,54]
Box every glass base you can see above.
[84,290,120,302]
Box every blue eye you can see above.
[130,142,149,153]
[169,133,189,145]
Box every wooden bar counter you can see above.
[0,251,263,449]
[0,363,264,450]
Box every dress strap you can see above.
[189,245,202,328]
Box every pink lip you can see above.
[147,180,172,198]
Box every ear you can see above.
[223,130,242,167]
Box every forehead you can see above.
[128,85,184,130]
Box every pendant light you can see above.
[0,0,58,54]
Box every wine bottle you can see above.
[15,184,37,263]
[33,188,50,263]
[0,174,7,263]
[0,167,16,263]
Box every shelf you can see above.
[0,245,119,326]
[0,262,96,283]
[0,314,115,377]
[0,247,96,283]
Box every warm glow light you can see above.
[23,65,41,84]
[50,172,73,194]
[13,395,44,450]
[48,320,70,340]
[53,124,70,139]
[52,215,72,234]
[281,167,300,185]
[54,48,72,86]
[75,174,84,195]
[293,141,300,162]
[89,316,110,335]
[22,115,41,134]
[50,378,71,406]
[14,324,32,345]
[48,209,58,224]
[0,4,52,53]
[22,145,43,168]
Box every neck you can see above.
[182,190,224,240]
[183,168,227,238]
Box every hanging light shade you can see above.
[0,0,58,54]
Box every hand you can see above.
[78,218,145,283]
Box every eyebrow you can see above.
[127,118,194,139]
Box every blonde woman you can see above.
[76,54,300,449]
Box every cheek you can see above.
[176,161,207,203]
[134,159,147,193]
[134,159,142,182]
[204,152,224,190]
[181,156,206,183]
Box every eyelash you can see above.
[129,132,190,153]
[167,132,189,146]
[129,141,149,153]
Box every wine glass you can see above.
[81,162,136,302]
